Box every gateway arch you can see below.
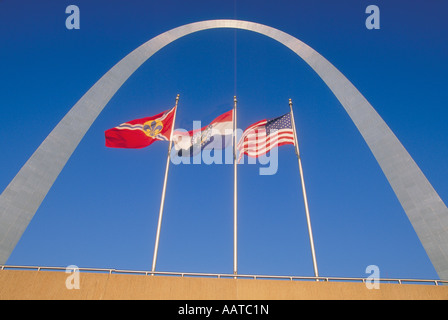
[1,20,447,279]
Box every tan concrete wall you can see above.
[0,270,447,300]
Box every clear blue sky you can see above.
[1,0,447,280]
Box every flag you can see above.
[173,109,233,156]
[105,107,176,149]
[237,113,295,162]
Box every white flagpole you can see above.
[289,98,319,280]
[151,94,179,273]
[233,95,238,276]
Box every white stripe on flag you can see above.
[237,130,295,162]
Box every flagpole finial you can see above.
[234,96,237,103]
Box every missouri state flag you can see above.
[172,109,233,157]
[105,107,176,149]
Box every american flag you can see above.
[237,113,295,162]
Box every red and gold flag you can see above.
[105,107,176,149]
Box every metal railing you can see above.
[1,264,447,286]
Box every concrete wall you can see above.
[1,270,447,300]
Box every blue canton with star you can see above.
[265,113,293,135]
